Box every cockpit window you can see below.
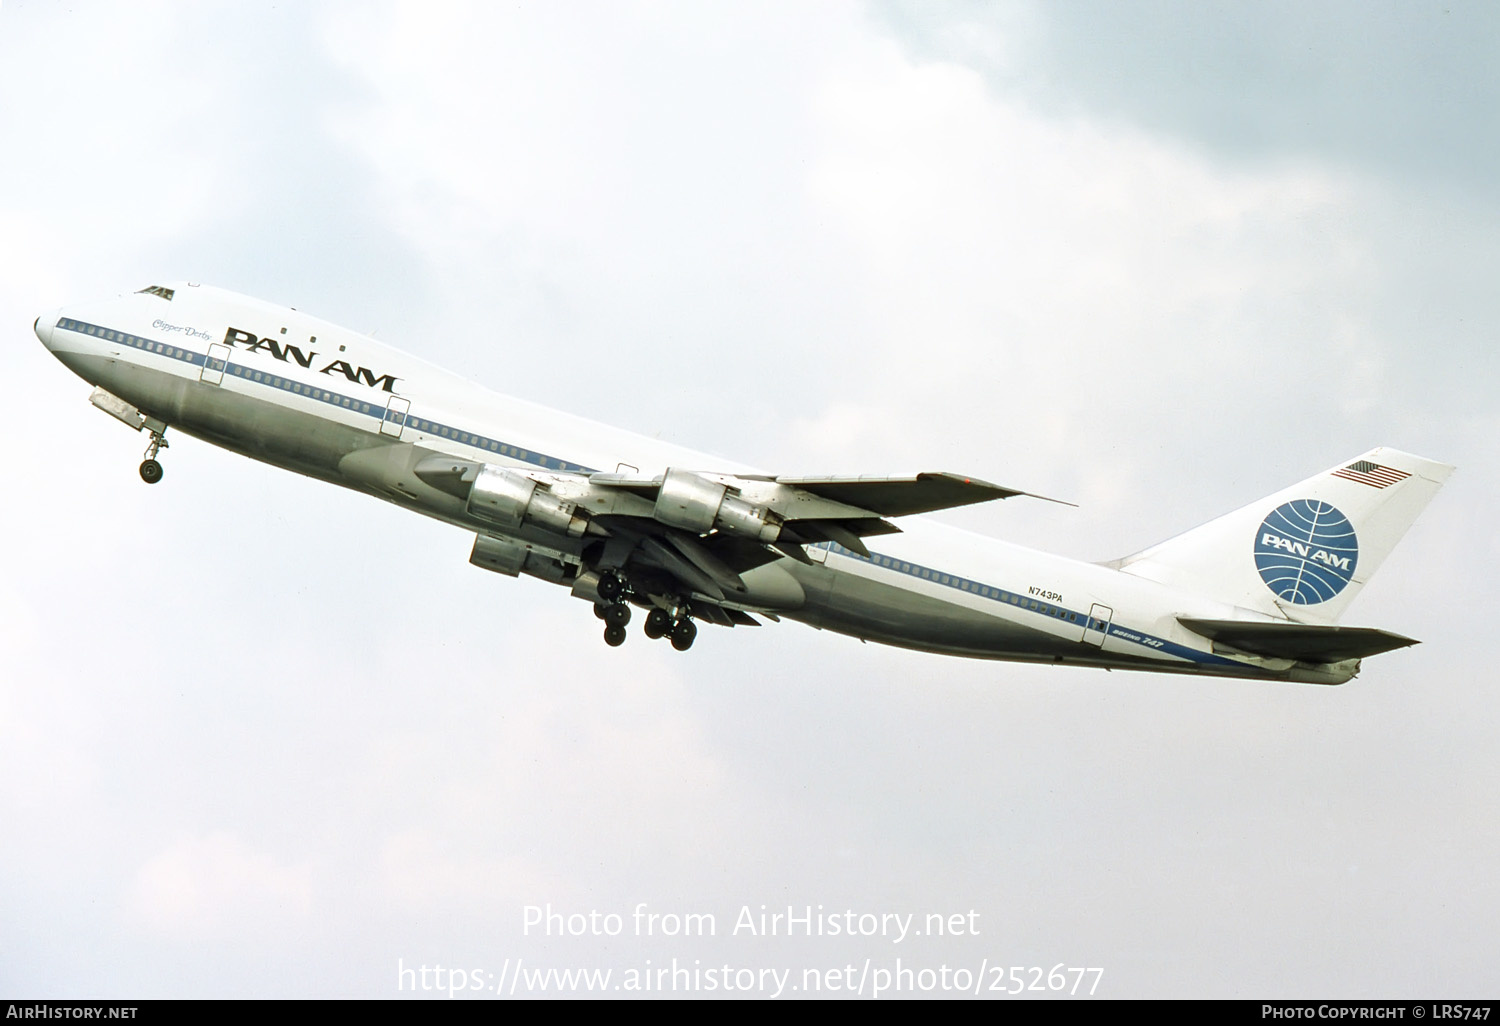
[137,285,175,300]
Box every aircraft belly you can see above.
[63,352,393,484]
[786,562,1086,660]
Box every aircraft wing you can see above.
[583,469,1058,521]
[1178,618,1419,662]
[768,473,1054,516]
[582,468,1055,556]
[414,454,1050,610]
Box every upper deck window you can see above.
[137,285,175,300]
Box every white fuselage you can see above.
[34,284,1345,683]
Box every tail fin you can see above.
[1114,448,1453,624]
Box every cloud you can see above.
[315,1,1397,563]
[128,832,314,936]
[1,0,1495,999]
[874,0,1500,192]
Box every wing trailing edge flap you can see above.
[1178,618,1419,663]
[690,602,761,628]
[771,473,1069,517]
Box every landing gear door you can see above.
[1083,603,1112,647]
[382,396,410,438]
[201,344,229,386]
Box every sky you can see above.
[1,0,1496,1000]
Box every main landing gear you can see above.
[668,617,696,652]
[644,608,696,650]
[595,594,632,647]
[139,427,169,485]
[593,572,696,651]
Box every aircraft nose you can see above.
[34,309,58,349]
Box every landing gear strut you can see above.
[139,427,168,485]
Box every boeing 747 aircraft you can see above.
[34,283,1452,684]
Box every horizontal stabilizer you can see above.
[1178,618,1418,662]
[774,473,1061,517]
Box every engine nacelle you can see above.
[652,468,781,542]
[470,534,573,583]
[467,464,587,537]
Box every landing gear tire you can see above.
[603,624,627,647]
[597,573,624,602]
[594,602,610,621]
[604,602,632,628]
[670,619,697,652]
[139,459,164,485]
[643,608,672,639]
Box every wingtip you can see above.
[1034,491,1079,509]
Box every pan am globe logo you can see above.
[1254,500,1359,605]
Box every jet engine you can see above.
[470,533,572,583]
[652,468,781,542]
[466,464,587,537]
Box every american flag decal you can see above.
[1331,460,1411,489]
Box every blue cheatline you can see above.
[58,317,595,474]
[59,318,1250,669]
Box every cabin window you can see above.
[136,285,175,300]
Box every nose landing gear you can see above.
[139,427,169,484]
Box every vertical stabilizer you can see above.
[1115,448,1453,624]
